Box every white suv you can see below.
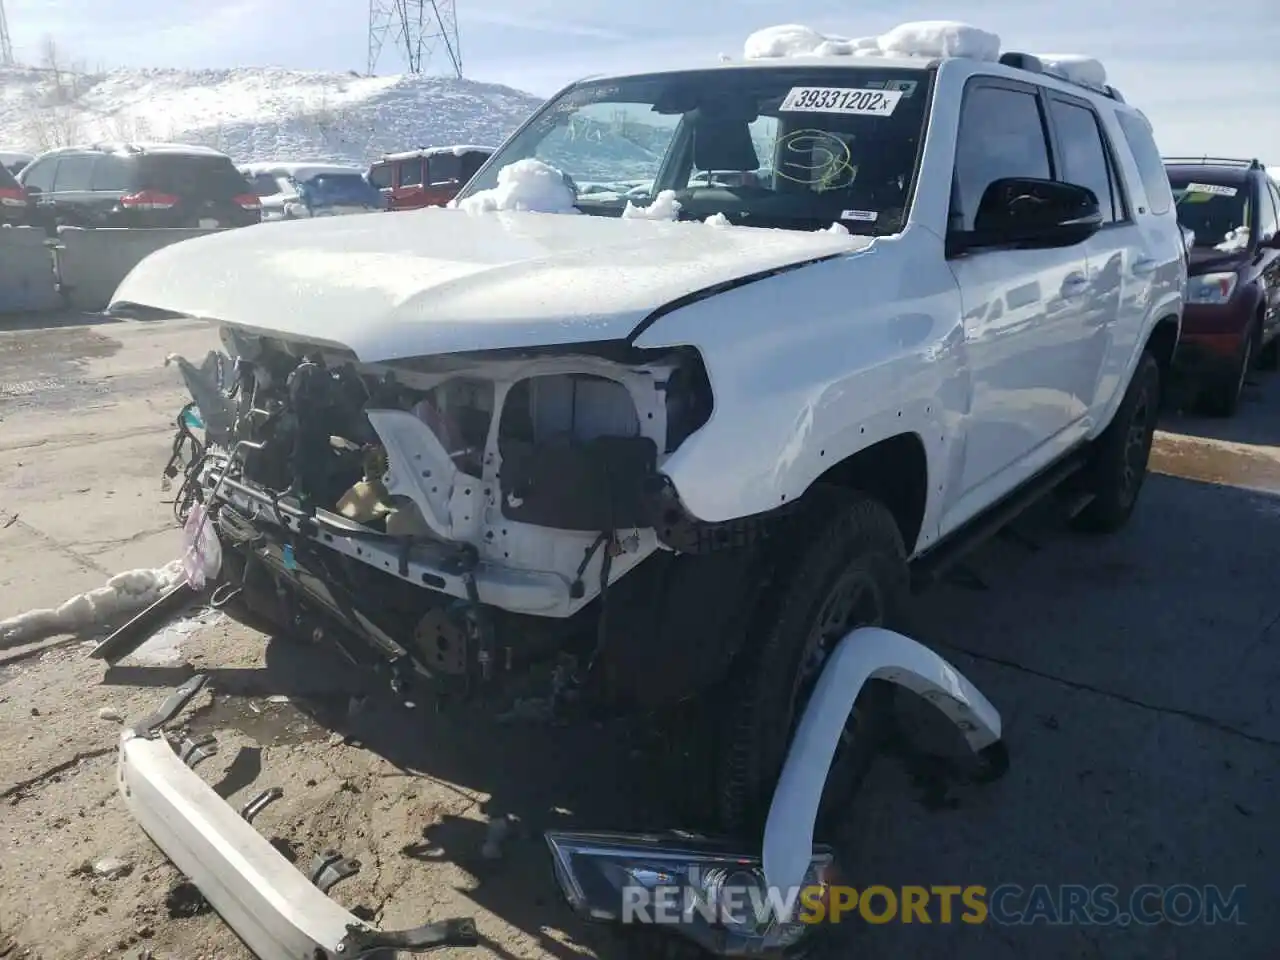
[110,22,1184,959]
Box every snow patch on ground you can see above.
[457,158,580,214]
[744,20,1000,62]
[621,189,682,220]
[0,65,541,166]
[0,561,184,649]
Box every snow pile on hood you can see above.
[822,222,851,235]
[1215,226,1250,253]
[1036,54,1108,87]
[704,213,733,227]
[621,189,682,221]
[743,20,1000,62]
[457,158,581,215]
[0,561,184,650]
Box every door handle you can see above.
[1060,273,1089,297]
[1132,258,1158,276]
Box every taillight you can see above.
[120,190,179,210]
[0,186,27,207]
[233,193,262,209]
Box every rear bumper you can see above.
[116,675,478,959]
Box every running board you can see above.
[910,451,1089,593]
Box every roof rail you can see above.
[1162,156,1262,170]
[1000,50,1123,101]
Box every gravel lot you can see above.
[1,312,1277,960]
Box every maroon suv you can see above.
[1164,158,1280,415]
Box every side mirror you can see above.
[949,177,1102,255]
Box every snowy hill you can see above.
[0,65,544,166]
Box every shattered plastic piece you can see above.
[457,158,580,215]
[98,707,124,722]
[822,222,851,235]
[620,189,682,221]
[93,857,134,879]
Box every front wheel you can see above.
[1070,351,1161,534]
[1201,330,1253,417]
[713,490,909,837]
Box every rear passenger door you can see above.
[391,156,425,209]
[1043,93,1139,424]
[47,154,96,226]
[946,78,1093,501]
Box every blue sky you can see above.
[7,0,1279,162]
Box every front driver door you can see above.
[945,78,1092,504]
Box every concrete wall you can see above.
[56,227,217,313]
[0,227,60,314]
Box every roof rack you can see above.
[1162,156,1262,170]
[998,51,1124,102]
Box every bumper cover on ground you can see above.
[116,675,478,959]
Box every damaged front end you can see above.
[165,327,716,704]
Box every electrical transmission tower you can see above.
[0,0,16,68]
[367,0,462,78]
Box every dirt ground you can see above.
[1,311,1278,960]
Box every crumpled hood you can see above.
[110,207,869,363]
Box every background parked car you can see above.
[0,162,35,227]
[17,142,262,233]
[366,145,492,210]
[1164,156,1280,415]
[240,162,387,220]
[1,152,34,176]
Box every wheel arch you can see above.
[811,432,930,555]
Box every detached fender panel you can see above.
[633,231,965,532]
[761,627,1003,895]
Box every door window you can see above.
[459,151,489,182]
[1049,99,1121,223]
[426,153,462,186]
[397,158,423,187]
[51,156,94,191]
[1256,177,1279,242]
[90,155,133,192]
[951,84,1052,232]
[1115,112,1173,216]
[19,159,56,191]
[368,163,393,189]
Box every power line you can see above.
[367,0,462,78]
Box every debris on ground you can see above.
[97,707,123,722]
[91,857,134,880]
[0,562,185,651]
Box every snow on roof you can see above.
[240,160,364,179]
[1034,54,1108,88]
[743,20,1001,63]
[378,144,495,162]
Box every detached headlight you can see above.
[1187,272,1238,304]
[545,830,834,956]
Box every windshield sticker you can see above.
[840,209,879,222]
[774,130,855,189]
[779,86,903,116]
[1184,182,1237,197]
[885,80,919,97]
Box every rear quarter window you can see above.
[1115,112,1173,216]
[139,155,252,198]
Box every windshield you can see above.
[300,172,382,206]
[459,66,932,234]
[1169,174,1252,252]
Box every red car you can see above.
[1165,158,1280,415]
[0,162,34,227]
[367,145,492,211]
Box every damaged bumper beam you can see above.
[116,675,478,959]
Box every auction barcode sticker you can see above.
[779,87,903,116]
[1184,182,1237,197]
